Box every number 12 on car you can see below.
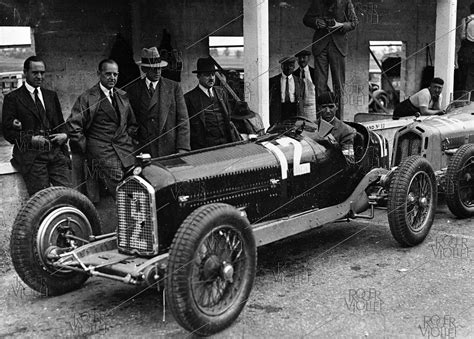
[262,137,311,179]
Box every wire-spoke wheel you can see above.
[446,144,474,218]
[388,156,437,246]
[166,203,256,336]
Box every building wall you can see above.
[2,0,471,121]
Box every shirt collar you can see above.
[199,84,213,97]
[145,78,159,88]
[282,74,293,80]
[99,82,113,96]
[25,81,40,94]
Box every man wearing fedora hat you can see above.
[184,57,241,150]
[67,58,138,199]
[127,47,190,157]
[293,50,317,121]
[269,56,305,126]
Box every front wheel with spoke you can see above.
[388,156,437,246]
[446,144,474,218]
[166,203,256,336]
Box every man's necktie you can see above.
[34,88,49,128]
[208,88,213,98]
[110,90,120,123]
[301,69,305,79]
[284,77,290,103]
[149,82,155,97]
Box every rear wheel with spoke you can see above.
[166,203,256,336]
[388,156,437,246]
[446,144,474,218]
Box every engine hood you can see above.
[140,137,330,191]
[141,142,278,191]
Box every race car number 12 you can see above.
[262,137,310,179]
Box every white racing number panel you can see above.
[262,137,311,179]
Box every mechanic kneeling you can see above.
[316,91,356,160]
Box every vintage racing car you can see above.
[10,117,438,336]
[392,100,474,218]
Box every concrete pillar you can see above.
[244,0,269,128]
[434,0,457,106]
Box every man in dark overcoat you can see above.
[184,57,241,150]
[127,47,190,157]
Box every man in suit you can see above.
[303,0,359,119]
[184,57,241,150]
[127,47,190,157]
[2,56,71,196]
[316,91,356,159]
[67,59,138,197]
[269,57,305,126]
[293,50,317,121]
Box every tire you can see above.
[166,203,256,336]
[388,156,437,246]
[446,144,474,218]
[10,186,101,296]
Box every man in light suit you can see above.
[303,0,359,119]
[127,47,190,157]
[293,50,317,121]
[2,56,71,196]
[184,57,241,150]
[269,57,305,126]
[67,59,138,197]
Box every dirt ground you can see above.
[0,202,472,338]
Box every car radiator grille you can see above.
[394,132,422,166]
[116,176,157,256]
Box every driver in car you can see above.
[316,92,356,160]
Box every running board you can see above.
[252,168,387,247]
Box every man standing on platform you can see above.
[2,56,71,196]
[303,0,358,119]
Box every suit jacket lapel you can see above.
[214,88,229,116]
[19,85,43,123]
[157,81,171,134]
[195,87,206,125]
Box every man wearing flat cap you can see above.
[184,57,241,150]
[293,50,317,121]
[127,47,190,157]
[269,57,305,126]
[316,91,356,159]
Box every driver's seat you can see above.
[353,132,365,162]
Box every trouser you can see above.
[392,98,419,119]
[86,156,124,200]
[314,40,346,119]
[281,103,298,121]
[22,149,72,196]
